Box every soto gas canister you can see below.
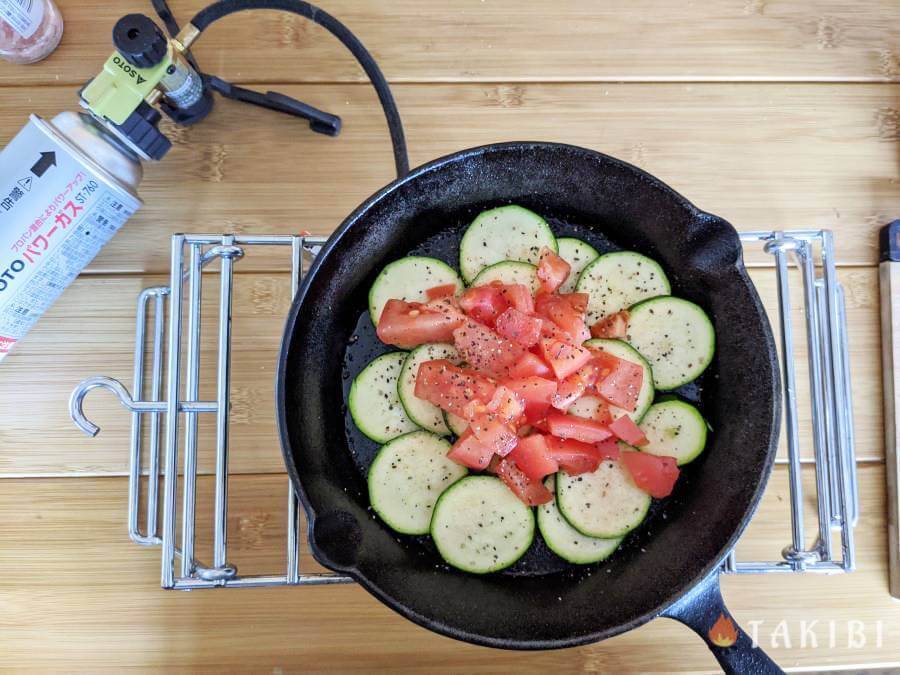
[0,1,406,361]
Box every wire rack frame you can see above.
[69,230,857,589]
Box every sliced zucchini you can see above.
[556,459,651,538]
[368,431,467,535]
[471,260,540,292]
[459,205,557,283]
[443,409,469,437]
[349,352,419,443]
[576,251,670,325]
[583,338,655,421]
[368,256,463,325]
[557,237,600,294]
[625,296,715,390]
[398,343,461,435]
[430,476,534,574]
[639,400,708,465]
[566,395,606,419]
[538,476,623,564]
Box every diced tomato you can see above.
[485,385,526,422]
[470,412,518,456]
[414,359,496,419]
[621,451,680,498]
[495,458,554,506]
[508,351,553,379]
[540,317,574,344]
[425,283,458,301]
[593,351,643,412]
[459,285,508,326]
[497,283,535,315]
[539,337,593,380]
[494,307,542,348]
[551,362,600,411]
[591,310,629,339]
[546,411,612,444]
[609,414,649,446]
[545,435,601,475]
[595,438,621,461]
[454,320,525,378]
[536,247,571,294]
[535,293,590,344]
[507,434,559,481]
[504,376,557,423]
[560,292,590,314]
[447,428,493,470]
[530,416,550,433]
[377,299,465,348]
[591,399,614,425]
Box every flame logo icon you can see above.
[708,613,739,648]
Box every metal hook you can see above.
[69,376,145,437]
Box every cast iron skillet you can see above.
[276,142,782,673]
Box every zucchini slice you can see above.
[368,256,463,325]
[349,352,419,443]
[459,205,557,283]
[538,475,623,564]
[430,476,534,573]
[398,343,461,435]
[471,260,540,292]
[368,431,467,535]
[443,409,469,437]
[556,459,651,538]
[638,400,708,465]
[556,237,600,294]
[625,296,715,390]
[576,251,670,325]
[583,338,655,422]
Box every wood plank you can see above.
[0,0,897,87]
[0,464,893,671]
[0,265,880,476]
[0,82,896,273]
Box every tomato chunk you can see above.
[470,411,518,456]
[447,428,493,470]
[497,283,535,315]
[507,434,558,481]
[485,384,526,422]
[539,337,593,380]
[609,414,649,446]
[414,359,496,419]
[535,294,590,345]
[545,435,602,475]
[591,310,629,339]
[546,411,612,444]
[595,438,621,461]
[494,307,542,348]
[459,285,508,326]
[454,320,525,378]
[377,299,465,348]
[621,451,680,498]
[593,351,644,412]
[425,283,458,301]
[495,458,554,506]
[536,247,571,294]
[508,351,553,379]
[504,376,557,423]
[560,292,590,314]
[551,362,600,411]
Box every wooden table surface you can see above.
[1,1,898,672]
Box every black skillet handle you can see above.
[661,571,784,675]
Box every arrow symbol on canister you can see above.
[30,151,56,178]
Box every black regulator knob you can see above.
[113,14,168,69]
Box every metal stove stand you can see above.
[69,230,857,589]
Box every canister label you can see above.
[0,0,44,39]
[0,119,140,360]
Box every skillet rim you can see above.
[275,140,781,649]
